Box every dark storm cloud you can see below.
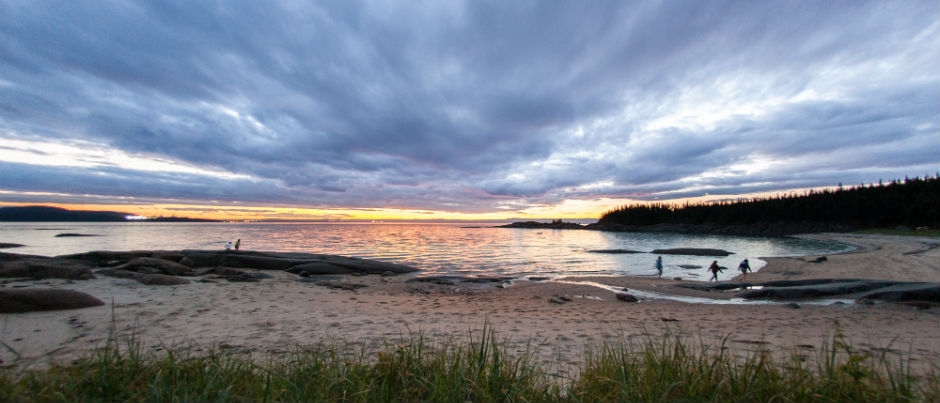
[0,1,937,214]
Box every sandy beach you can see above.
[2,233,938,373]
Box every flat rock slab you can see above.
[676,278,940,304]
[650,248,733,257]
[0,253,95,280]
[721,279,940,303]
[58,250,421,275]
[738,280,897,300]
[116,257,195,276]
[857,283,940,302]
[586,249,644,254]
[0,289,105,313]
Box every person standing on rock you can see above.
[655,256,663,278]
[708,260,724,282]
[235,239,241,251]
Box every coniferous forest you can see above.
[596,175,939,235]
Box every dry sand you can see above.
[2,233,938,373]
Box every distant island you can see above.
[498,219,586,230]
[0,206,217,222]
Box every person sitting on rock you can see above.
[225,241,233,251]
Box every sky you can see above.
[1,1,938,221]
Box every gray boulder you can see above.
[0,289,105,313]
[616,292,639,302]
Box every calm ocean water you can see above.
[0,222,853,282]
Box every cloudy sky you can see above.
[1,1,937,220]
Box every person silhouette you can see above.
[708,260,724,282]
[737,259,752,281]
[655,256,663,278]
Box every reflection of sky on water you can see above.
[0,222,853,282]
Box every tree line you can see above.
[598,175,939,230]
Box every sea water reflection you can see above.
[0,222,854,282]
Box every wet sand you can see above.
[1,233,938,373]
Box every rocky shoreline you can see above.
[1,250,419,313]
[3,243,938,314]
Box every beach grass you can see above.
[1,327,937,402]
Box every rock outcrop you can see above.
[0,289,105,313]
[61,250,420,275]
[115,257,196,276]
[1,249,423,311]
[1,249,422,303]
[0,252,95,280]
[650,248,733,257]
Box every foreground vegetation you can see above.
[2,327,938,402]
[599,175,940,231]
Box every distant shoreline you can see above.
[0,206,216,222]
[499,220,859,237]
